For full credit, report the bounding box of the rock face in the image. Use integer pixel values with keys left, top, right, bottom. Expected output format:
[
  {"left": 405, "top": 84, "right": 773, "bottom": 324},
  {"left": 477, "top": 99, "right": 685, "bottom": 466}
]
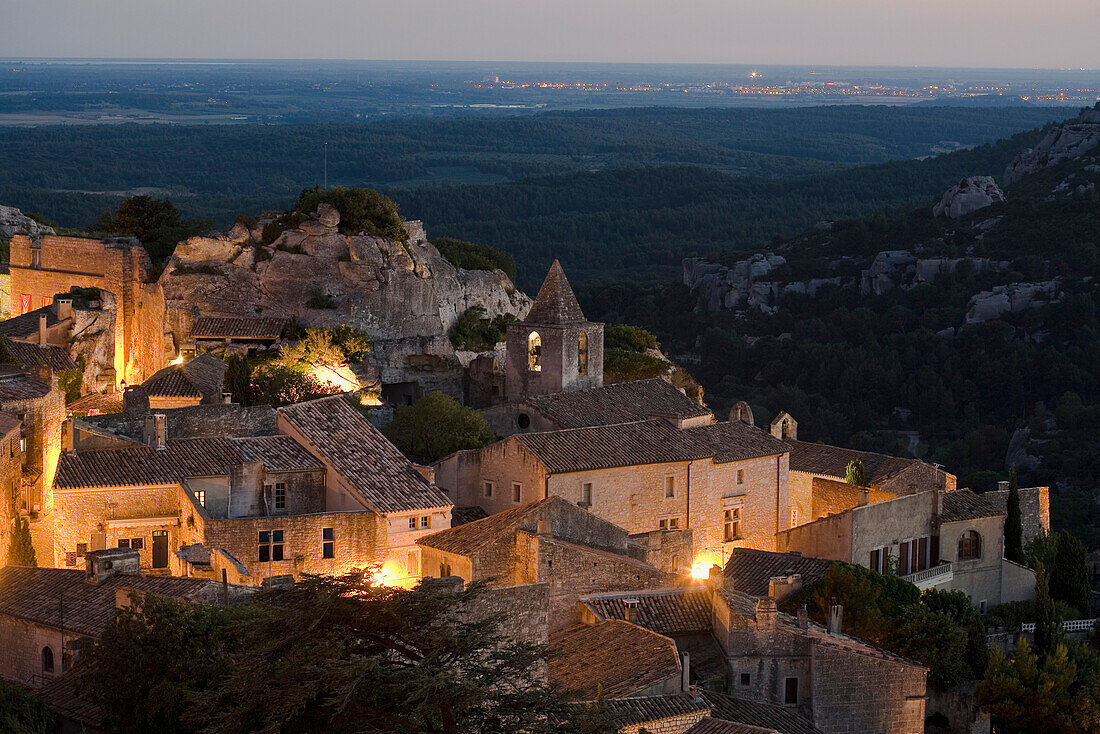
[
  {"left": 160, "top": 206, "right": 529, "bottom": 392},
  {"left": 861, "top": 252, "right": 1006, "bottom": 296},
  {"left": 933, "top": 176, "right": 1005, "bottom": 218},
  {"left": 1004, "top": 107, "right": 1100, "bottom": 184},
  {"left": 965, "top": 280, "right": 1060, "bottom": 324},
  {"left": 0, "top": 205, "right": 55, "bottom": 242},
  {"left": 683, "top": 254, "right": 786, "bottom": 312}
]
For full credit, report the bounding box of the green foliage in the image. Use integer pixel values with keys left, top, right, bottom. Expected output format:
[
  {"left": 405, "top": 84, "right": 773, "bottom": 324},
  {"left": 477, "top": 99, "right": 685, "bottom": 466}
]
[
  {"left": 223, "top": 354, "right": 252, "bottom": 406},
  {"left": 603, "top": 349, "right": 668, "bottom": 384},
  {"left": 247, "top": 361, "right": 342, "bottom": 407},
  {"left": 977, "top": 640, "right": 1089, "bottom": 734},
  {"left": 295, "top": 186, "right": 407, "bottom": 241},
  {"left": 279, "top": 326, "right": 371, "bottom": 368},
  {"left": 888, "top": 605, "right": 970, "bottom": 689},
  {"left": 94, "top": 195, "right": 209, "bottom": 264},
  {"left": 0, "top": 678, "right": 54, "bottom": 734},
  {"left": 449, "top": 307, "right": 513, "bottom": 351},
  {"left": 260, "top": 221, "right": 283, "bottom": 245},
  {"left": 967, "top": 615, "right": 991, "bottom": 679},
  {"left": 8, "top": 516, "right": 36, "bottom": 566},
  {"left": 1034, "top": 562, "right": 1062, "bottom": 661},
  {"left": 922, "top": 588, "right": 977, "bottom": 627},
  {"left": 1051, "top": 531, "right": 1092, "bottom": 618},
  {"left": 845, "top": 459, "right": 867, "bottom": 486},
  {"left": 604, "top": 324, "right": 659, "bottom": 352},
  {"left": 384, "top": 391, "right": 493, "bottom": 464},
  {"left": 1005, "top": 466, "right": 1024, "bottom": 564},
  {"left": 305, "top": 287, "right": 337, "bottom": 309},
  {"left": 434, "top": 237, "right": 516, "bottom": 283}
]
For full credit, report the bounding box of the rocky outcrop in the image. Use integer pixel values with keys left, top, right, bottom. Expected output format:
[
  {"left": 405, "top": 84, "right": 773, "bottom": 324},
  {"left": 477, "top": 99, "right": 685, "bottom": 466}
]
[
  {"left": 861, "top": 252, "right": 1006, "bottom": 296},
  {"left": 160, "top": 204, "right": 529, "bottom": 390},
  {"left": 933, "top": 176, "right": 1005, "bottom": 218},
  {"left": 965, "top": 280, "right": 1059, "bottom": 324},
  {"left": 0, "top": 205, "right": 55, "bottom": 243},
  {"left": 683, "top": 254, "right": 786, "bottom": 311},
  {"left": 1004, "top": 107, "right": 1100, "bottom": 184}
]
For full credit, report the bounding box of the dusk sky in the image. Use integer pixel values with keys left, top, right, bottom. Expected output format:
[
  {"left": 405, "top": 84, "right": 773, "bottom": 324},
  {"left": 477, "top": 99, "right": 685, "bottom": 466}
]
[{"left": 1, "top": 0, "right": 1098, "bottom": 69}]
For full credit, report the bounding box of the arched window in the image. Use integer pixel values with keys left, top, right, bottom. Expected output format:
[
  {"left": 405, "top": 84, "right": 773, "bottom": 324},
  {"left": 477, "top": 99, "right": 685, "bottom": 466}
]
[
  {"left": 957, "top": 530, "right": 982, "bottom": 561},
  {"left": 527, "top": 331, "right": 542, "bottom": 372},
  {"left": 781, "top": 419, "right": 791, "bottom": 439},
  {"left": 577, "top": 332, "right": 588, "bottom": 375},
  {"left": 42, "top": 646, "right": 54, "bottom": 674}
]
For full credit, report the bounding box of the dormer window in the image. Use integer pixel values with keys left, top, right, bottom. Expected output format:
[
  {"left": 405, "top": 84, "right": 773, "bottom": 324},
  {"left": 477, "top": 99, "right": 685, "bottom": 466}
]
[
  {"left": 578, "top": 332, "right": 588, "bottom": 375},
  {"left": 527, "top": 331, "right": 542, "bottom": 372}
]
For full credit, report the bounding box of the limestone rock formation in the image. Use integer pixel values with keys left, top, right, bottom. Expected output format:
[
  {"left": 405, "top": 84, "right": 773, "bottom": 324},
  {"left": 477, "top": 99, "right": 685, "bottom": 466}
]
[
  {"left": 932, "top": 176, "right": 1005, "bottom": 218},
  {"left": 0, "top": 205, "right": 55, "bottom": 243},
  {"left": 160, "top": 206, "right": 529, "bottom": 392},
  {"left": 965, "top": 280, "right": 1060, "bottom": 324},
  {"left": 1004, "top": 107, "right": 1100, "bottom": 184},
  {"left": 683, "top": 254, "right": 786, "bottom": 312}
]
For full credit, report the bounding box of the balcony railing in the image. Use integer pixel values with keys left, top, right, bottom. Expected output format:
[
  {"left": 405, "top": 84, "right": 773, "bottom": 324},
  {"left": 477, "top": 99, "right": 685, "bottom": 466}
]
[
  {"left": 901, "top": 562, "right": 953, "bottom": 589},
  {"left": 1021, "top": 619, "right": 1096, "bottom": 634}
]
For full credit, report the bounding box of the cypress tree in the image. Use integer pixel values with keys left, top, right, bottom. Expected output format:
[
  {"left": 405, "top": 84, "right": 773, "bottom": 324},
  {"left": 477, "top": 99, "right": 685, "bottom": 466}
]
[
  {"left": 1033, "top": 561, "right": 1060, "bottom": 661},
  {"left": 8, "top": 517, "right": 36, "bottom": 567},
  {"left": 966, "top": 616, "right": 990, "bottom": 679},
  {"left": 1050, "top": 531, "right": 1091, "bottom": 618},
  {"left": 1005, "top": 466, "right": 1024, "bottom": 564}
]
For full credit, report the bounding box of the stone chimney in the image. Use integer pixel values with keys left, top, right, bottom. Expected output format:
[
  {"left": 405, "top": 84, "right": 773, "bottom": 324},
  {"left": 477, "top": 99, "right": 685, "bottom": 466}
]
[
  {"left": 222, "top": 392, "right": 233, "bottom": 405},
  {"left": 997, "top": 480, "right": 1009, "bottom": 492},
  {"left": 536, "top": 519, "right": 553, "bottom": 537},
  {"left": 768, "top": 572, "right": 802, "bottom": 603},
  {"left": 680, "top": 651, "right": 691, "bottom": 691},
  {"left": 144, "top": 413, "right": 168, "bottom": 449},
  {"left": 38, "top": 313, "right": 47, "bottom": 345},
  {"left": 85, "top": 548, "right": 140, "bottom": 585},
  {"left": 827, "top": 601, "right": 844, "bottom": 635},
  {"left": 623, "top": 598, "right": 638, "bottom": 622},
  {"left": 708, "top": 564, "right": 725, "bottom": 592},
  {"left": 755, "top": 597, "right": 778, "bottom": 631},
  {"left": 61, "top": 419, "right": 74, "bottom": 452},
  {"left": 797, "top": 605, "right": 809, "bottom": 630},
  {"left": 858, "top": 489, "right": 870, "bottom": 507},
  {"left": 57, "top": 298, "right": 73, "bottom": 321}
]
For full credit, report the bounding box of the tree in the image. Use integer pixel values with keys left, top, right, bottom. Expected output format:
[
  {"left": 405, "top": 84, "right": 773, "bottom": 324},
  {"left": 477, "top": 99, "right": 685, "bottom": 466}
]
[
  {"left": 94, "top": 195, "right": 209, "bottom": 264},
  {"left": 976, "top": 640, "right": 1079, "bottom": 734},
  {"left": 8, "top": 516, "right": 36, "bottom": 566},
  {"left": 191, "top": 574, "right": 588, "bottom": 734},
  {"left": 1034, "top": 562, "right": 1062, "bottom": 661},
  {"left": 1050, "top": 531, "right": 1091, "bottom": 618},
  {"left": 1005, "top": 466, "right": 1024, "bottom": 564},
  {"left": 966, "top": 615, "right": 990, "bottom": 679},
  {"left": 887, "top": 605, "right": 969, "bottom": 690},
  {"left": 384, "top": 391, "right": 494, "bottom": 464},
  {"left": 433, "top": 237, "right": 516, "bottom": 283},
  {"left": 295, "top": 186, "right": 407, "bottom": 241},
  {"left": 0, "top": 678, "right": 54, "bottom": 734},
  {"left": 845, "top": 459, "right": 867, "bottom": 486}
]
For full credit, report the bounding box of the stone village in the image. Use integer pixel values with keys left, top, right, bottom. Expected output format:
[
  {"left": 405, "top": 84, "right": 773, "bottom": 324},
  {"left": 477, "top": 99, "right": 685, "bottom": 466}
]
[{"left": 0, "top": 204, "right": 1054, "bottom": 733}]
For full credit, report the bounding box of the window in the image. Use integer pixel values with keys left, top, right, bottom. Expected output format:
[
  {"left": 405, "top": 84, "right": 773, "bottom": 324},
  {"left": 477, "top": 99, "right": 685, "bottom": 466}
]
[
  {"left": 41, "top": 646, "right": 54, "bottom": 674},
  {"left": 484, "top": 481, "right": 494, "bottom": 498},
  {"left": 131, "top": 537, "right": 143, "bottom": 550},
  {"left": 739, "top": 672, "right": 751, "bottom": 687},
  {"left": 668, "top": 517, "right": 679, "bottom": 530},
  {"left": 958, "top": 530, "right": 982, "bottom": 561},
  {"left": 665, "top": 476, "right": 675, "bottom": 498},
  {"left": 118, "top": 539, "right": 130, "bottom": 548},
  {"left": 659, "top": 519, "right": 668, "bottom": 530},
  {"left": 194, "top": 490, "right": 206, "bottom": 508},
  {"left": 527, "top": 331, "right": 542, "bottom": 372},
  {"left": 408, "top": 517, "right": 417, "bottom": 530},
  {"left": 322, "top": 528, "right": 335, "bottom": 559},
  {"left": 19, "top": 438, "right": 26, "bottom": 454},
  {"left": 420, "top": 516, "right": 431, "bottom": 529},
  {"left": 577, "top": 332, "right": 588, "bottom": 375},
  {"left": 723, "top": 508, "right": 741, "bottom": 542},
  {"left": 581, "top": 482, "right": 592, "bottom": 506},
  {"left": 979, "top": 599, "right": 988, "bottom": 615},
  {"left": 274, "top": 483, "right": 286, "bottom": 510},
  {"left": 869, "top": 547, "right": 886, "bottom": 574},
  {"left": 736, "top": 469, "right": 744, "bottom": 484},
  {"left": 259, "top": 530, "right": 284, "bottom": 562},
  {"left": 440, "top": 561, "right": 452, "bottom": 577},
  {"left": 517, "top": 413, "right": 531, "bottom": 429},
  {"left": 512, "top": 483, "right": 522, "bottom": 503},
  {"left": 76, "top": 543, "right": 87, "bottom": 558},
  {"left": 784, "top": 677, "right": 799, "bottom": 705}
]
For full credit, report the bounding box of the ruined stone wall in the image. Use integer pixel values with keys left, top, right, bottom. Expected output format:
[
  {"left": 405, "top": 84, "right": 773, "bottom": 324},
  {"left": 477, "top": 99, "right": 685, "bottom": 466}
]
[
  {"left": 621, "top": 711, "right": 708, "bottom": 734},
  {"left": 810, "top": 642, "right": 926, "bottom": 734},
  {"left": 471, "top": 581, "right": 550, "bottom": 648},
  {"left": 628, "top": 528, "right": 694, "bottom": 575},
  {"left": 883, "top": 462, "right": 955, "bottom": 496},
  {"left": 2, "top": 383, "right": 65, "bottom": 514}
]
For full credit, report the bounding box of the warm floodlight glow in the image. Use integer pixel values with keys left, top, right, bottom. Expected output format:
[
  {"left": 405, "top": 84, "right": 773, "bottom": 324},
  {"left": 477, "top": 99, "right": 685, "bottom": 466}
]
[
  {"left": 691, "top": 562, "right": 710, "bottom": 579},
  {"left": 170, "top": 354, "right": 185, "bottom": 365}
]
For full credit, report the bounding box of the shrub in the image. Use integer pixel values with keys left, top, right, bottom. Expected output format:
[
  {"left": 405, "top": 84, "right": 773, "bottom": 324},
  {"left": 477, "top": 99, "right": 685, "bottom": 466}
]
[
  {"left": 433, "top": 238, "right": 516, "bottom": 283},
  {"left": 604, "top": 349, "right": 668, "bottom": 383},
  {"left": 604, "top": 324, "right": 659, "bottom": 352},
  {"left": 260, "top": 221, "right": 283, "bottom": 245},
  {"left": 384, "top": 391, "right": 494, "bottom": 464},
  {"left": 450, "top": 307, "right": 513, "bottom": 351},
  {"left": 295, "top": 186, "right": 407, "bottom": 241}
]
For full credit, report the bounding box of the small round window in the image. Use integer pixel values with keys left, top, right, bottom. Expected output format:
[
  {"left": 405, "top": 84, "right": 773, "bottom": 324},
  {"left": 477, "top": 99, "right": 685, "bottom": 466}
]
[{"left": 517, "top": 413, "right": 531, "bottom": 429}]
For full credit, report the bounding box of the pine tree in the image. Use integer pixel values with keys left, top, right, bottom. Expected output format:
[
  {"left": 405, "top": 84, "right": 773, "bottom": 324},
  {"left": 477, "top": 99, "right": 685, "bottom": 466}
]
[
  {"left": 1033, "top": 561, "right": 1061, "bottom": 661},
  {"left": 7, "top": 516, "right": 36, "bottom": 567},
  {"left": 1005, "top": 466, "right": 1024, "bottom": 564}
]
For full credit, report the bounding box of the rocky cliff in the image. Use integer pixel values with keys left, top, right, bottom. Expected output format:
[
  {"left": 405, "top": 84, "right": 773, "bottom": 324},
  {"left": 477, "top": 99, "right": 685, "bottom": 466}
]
[
  {"left": 932, "top": 176, "right": 1005, "bottom": 218},
  {"left": 1004, "top": 106, "right": 1100, "bottom": 184},
  {"left": 160, "top": 204, "right": 529, "bottom": 391},
  {"left": 0, "top": 205, "right": 54, "bottom": 243}
]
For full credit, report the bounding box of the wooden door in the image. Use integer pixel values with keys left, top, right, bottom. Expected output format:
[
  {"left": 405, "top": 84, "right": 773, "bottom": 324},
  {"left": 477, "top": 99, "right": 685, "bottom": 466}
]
[{"left": 152, "top": 531, "right": 168, "bottom": 569}]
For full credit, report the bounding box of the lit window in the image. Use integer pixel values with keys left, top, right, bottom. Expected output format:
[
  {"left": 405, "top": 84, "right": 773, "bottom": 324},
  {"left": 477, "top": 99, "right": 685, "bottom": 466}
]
[
  {"left": 512, "top": 483, "right": 522, "bottom": 503},
  {"left": 408, "top": 517, "right": 417, "bottom": 530},
  {"left": 259, "top": 530, "right": 284, "bottom": 562},
  {"left": 420, "top": 516, "right": 431, "bottom": 529},
  {"left": 577, "top": 332, "right": 588, "bottom": 375},
  {"left": 195, "top": 490, "right": 206, "bottom": 508},
  {"left": 322, "top": 528, "right": 335, "bottom": 559},
  {"left": 665, "top": 476, "right": 675, "bottom": 498},
  {"left": 484, "top": 481, "right": 494, "bottom": 498},
  {"left": 581, "top": 482, "right": 592, "bottom": 506},
  {"left": 19, "top": 438, "right": 26, "bottom": 454},
  {"left": 274, "top": 483, "right": 286, "bottom": 510},
  {"left": 736, "top": 469, "right": 744, "bottom": 484},
  {"left": 724, "top": 508, "right": 741, "bottom": 542},
  {"left": 527, "top": 331, "right": 542, "bottom": 372}
]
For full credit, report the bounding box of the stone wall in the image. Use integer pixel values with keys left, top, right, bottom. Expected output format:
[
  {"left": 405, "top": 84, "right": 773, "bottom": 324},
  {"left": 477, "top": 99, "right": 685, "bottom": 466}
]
[
  {"left": 777, "top": 510, "right": 854, "bottom": 561},
  {"left": 0, "top": 616, "right": 67, "bottom": 687},
  {"left": 940, "top": 514, "right": 1006, "bottom": 606},
  {"left": 504, "top": 321, "right": 604, "bottom": 401},
  {"left": 810, "top": 642, "right": 926, "bottom": 734},
  {"left": 0, "top": 425, "right": 23, "bottom": 567},
  {"left": 471, "top": 581, "right": 550, "bottom": 648}
]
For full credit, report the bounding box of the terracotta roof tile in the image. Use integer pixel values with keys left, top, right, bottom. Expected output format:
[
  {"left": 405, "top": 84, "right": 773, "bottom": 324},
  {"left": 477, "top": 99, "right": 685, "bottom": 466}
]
[
  {"left": 940, "top": 489, "right": 1005, "bottom": 523},
  {"left": 0, "top": 339, "right": 77, "bottom": 372},
  {"left": 37, "top": 673, "right": 106, "bottom": 728},
  {"left": 550, "top": 620, "right": 681, "bottom": 700},
  {"left": 142, "top": 354, "right": 227, "bottom": 399},
  {"left": 0, "top": 373, "right": 52, "bottom": 401},
  {"left": 143, "top": 370, "right": 202, "bottom": 398},
  {"left": 0, "top": 412, "right": 21, "bottom": 439},
  {"left": 0, "top": 306, "right": 60, "bottom": 338},
  {"left": 279, "top": 396, "right": 451, "bottom": 514},
  {"left": 722, "top": 549, "right": 833, "bottom": 599},
  {"left": 583, "top": 587, "right": 714, "bottom": 635},
  {"left": 700, "top": 692, "right": 824, "bottom": 734},
  {"left": 524, "top": 260, "right": 587, "bottom": 325},
  {"left": 450, "top": 505, "right": 489, "bottom": 526},
  {"left": 688, "top": 718, "right": 777, "bottom": 734},
  {"left": 418, "top": 497, "right": 556, "bottom": 556},
  {"left": 192, "top": 316, "right": 287, "bottom": 340},
  {"left": 784, "top": 439, "right": 927, "bottom": 487},
  {"left": 560, "top": 694, "right": 709, "bottom": 727},
  {"left": 522, "top": 378, "right": 712, "bottom": 429},
  {"left": 236, "top": 435, "right": 324, "bottom": 473}
]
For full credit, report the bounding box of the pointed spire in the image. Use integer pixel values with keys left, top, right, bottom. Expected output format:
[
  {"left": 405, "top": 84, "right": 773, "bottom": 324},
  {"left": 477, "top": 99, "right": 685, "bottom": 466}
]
[{"left": 524, "top": 260, "right": 587, "bottom": 325}]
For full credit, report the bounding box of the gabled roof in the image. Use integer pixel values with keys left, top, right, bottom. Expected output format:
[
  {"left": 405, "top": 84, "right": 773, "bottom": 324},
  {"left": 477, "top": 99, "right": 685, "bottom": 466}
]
[
  {"left": 0, "top": 339, "right": 78, "bottom": 372},
  {"left": 687, "top": 718, "right": 777, "bottom": 734},
  {"left": 524, "top": 260, "right": 587, "bottom": 325},
  {"left": 784, "top": 439, "right": 929, "bottom": 486},
  {"left": 582, "top": 587, "right": 713, "bottom": 635},
  {"left": 521, "top": 378, "right": 712, "bottom": 429},
  {"left": 549, "top": 620, "right": 681, "bottom": 700},
  {"left": 418, "top": 497, "right": 556, "bottom": 556},
  {"left": 699, "top": 692, "right": 824, "bottom": 734},
  {"left": 940, "top": 488, "right": 1005, "bottom": 523},
  {"left": 192, "top": 316, "right": 288, "bottom": 340},
  {"left": 0, "top": 566, "right": 214, "bottom": 637},
  {"left": 278, "top": 396, "right": 451, "bottom": 514},
  {"left": 560, "top": 694, "right": 709, "bottom": 728},
  {"left": 722, "top": 549, "right": 833, "bottom": 599},
  {"left": 450, "top": 505, "right": 489, "bottom": 526},
  {"left": 142, "top": 353, "right": 227, "bottom": 399},
  {"left": 0, "top": 306, "right": 61, "bottom": 339},
  {"left": 0, "top": 412, "right": 21, "bottom": 440},
  {"left": 0, "top": 372, "right": 53, "bottom": 401}
]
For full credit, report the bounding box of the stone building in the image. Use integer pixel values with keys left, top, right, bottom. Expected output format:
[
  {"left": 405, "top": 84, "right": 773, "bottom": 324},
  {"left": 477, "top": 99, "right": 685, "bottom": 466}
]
[
  {"left": 777, "top": 488, "right": 1046, "bottom": 611},
  {"left": 51, "top": 396, "right": 452, "bottom": 586},
  {"left": 417, "top": 495, "right": 682, "bottom": 630},
  {"left": 8, "top": 234, "right": 168, "bottom": 388},
  {"left": 124, "top": 353, "right": 229, "bottom": 411},
  {"left": 550, "top": 619, "right": 685, "bottom": 699},
  {"left": 435, "top": 418, "right": 791, "bottom": 569},
  {"left": 0, "top": 413, "right": 24, "bottom": 567}
]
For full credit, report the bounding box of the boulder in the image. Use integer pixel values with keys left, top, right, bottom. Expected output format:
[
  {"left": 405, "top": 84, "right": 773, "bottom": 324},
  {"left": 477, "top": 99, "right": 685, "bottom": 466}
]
[
  {"left": 317, "top": 203, "right": 341, "bottom": 229},
  {"left": 1004, "top": 107, "right": 1100, "bottom": 184},
  {"left": 0, "top": 205, "right": 55, "bottom": 243},
  {"left": 933, "top": 176, "right": 1005, "bottom": 218}
]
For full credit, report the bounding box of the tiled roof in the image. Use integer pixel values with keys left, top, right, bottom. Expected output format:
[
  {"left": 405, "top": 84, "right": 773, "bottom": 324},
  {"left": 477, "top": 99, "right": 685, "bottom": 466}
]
[
  {"left": 515, "top": 418, "right": 787, "bottom": 474},
  {"left": 784, "top": 439, "right": 924, "bottom": 485},
  {"left": 0, "top": 306, "right": 60, "bottom": 338},
  {"left": 0, "top": 339, "right": 77, "bottom": 372},
  {"left": 451, "top": 505, "right": 489, "bottom": 526},
  {"left": 419, "top": 497, "right": 555, "bottom": 556},
  {"left": 142, "top": 354, "right": 227, "bottom": 399},
  {"left": 144, "top": 370, "right": 202, "bottom": 398},
  {"left": 700, "top": 692, "right": 824, "bottom": 734},
  {"left": 0, "top": 566, "right": 212, "bottom": 637},
  {"left": 192, "top": 316, "right": 288, "bottom": 340},
  {"left": 549, "top": 620, "right": 681, "bottom": 700},
  {"left": 0, "top": 412, "right": 21, "bottom": 439},
  {"left": 0, "top": 373, "right": 53, "bottom": 401},
  {"left": 524, "top": 260, "right": 587, "bottom": 325},
  {"left": 561, "top": 694, "right": 709, "bottom": 727},
  {"left": 235, "top": 435, "right": 324, "bottom": 473},
  {"left": 66, "top": 392, "right": 124, "bottom": 414},
  {"left": 688, "top": 718, "right": 776, "bottom": 734},
  {"left": 522, "top": 378, "right": 712, "bottom": 429},
  {"left": 582, "top": 587, "right": 713, "bottom": 635},
  {"left": 279, "top": 396, "right": 451, "bottom": 514},
  {"left": 722, "top": 549, "right": 833, "bottom": 599},
  {"left": 940, "top": 488, "right": 1005, "bottom": 523},
  {"left": 37, "top": 673, "right": 106, "bottom": 728}
]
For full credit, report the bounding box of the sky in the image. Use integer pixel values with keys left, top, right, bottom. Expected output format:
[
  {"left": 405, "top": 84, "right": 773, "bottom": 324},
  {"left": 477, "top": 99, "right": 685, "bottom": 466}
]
[{"left": 1, "top": 0, "right": 1098, "bottom": 69}]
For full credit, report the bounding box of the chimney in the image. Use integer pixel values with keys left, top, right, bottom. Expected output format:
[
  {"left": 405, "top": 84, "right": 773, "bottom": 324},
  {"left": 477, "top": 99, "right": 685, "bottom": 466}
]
[
  {"left": 85, "top": 548, "right": 140, "bottom": 585},
  {"left": 57, "top": 298, "right": 73, "bottom": 321},
  {"left": 36, "top": 365, "right": 52, "bottom": 384},
  {"left": 827, "top": 601, "right": 844, "bottom": 635},
  {"left": 768, "top": 572, "right": 802, "bottom": 603},
  {"left": 623, "top": 598, "right": 638, "bottom": 622},
  {"left": 797, "top": 604, "right": 809, "bottom": 630},
  {"left": 755, "top": 597, "right": 778, "bottom": 631},
  {"left": 708, "top": 564, "right": 725, "bottom": 592},
  {"left": 858, "top": 489, "right": 870, "bottom": 507},
  {"left": 38, "top": 313, "right": 47, "bottom": 345},
  {"left": 144, "top": 413, "right": 168, "bottom": 449},
  {"left": 61, "top": 419, "right": 74, "bottom": 452},
  {"left": 997, "top": 480, "right": 1009, "bottom": 492},
  {"left": 680, "top": 651, "right": 691, "bottom": 691},
  {"left": 222, "top": 392, "right": 233, "bottom": 405},
  {"left": 536, "top": 519, "right": 553, "bottom": 537}
]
